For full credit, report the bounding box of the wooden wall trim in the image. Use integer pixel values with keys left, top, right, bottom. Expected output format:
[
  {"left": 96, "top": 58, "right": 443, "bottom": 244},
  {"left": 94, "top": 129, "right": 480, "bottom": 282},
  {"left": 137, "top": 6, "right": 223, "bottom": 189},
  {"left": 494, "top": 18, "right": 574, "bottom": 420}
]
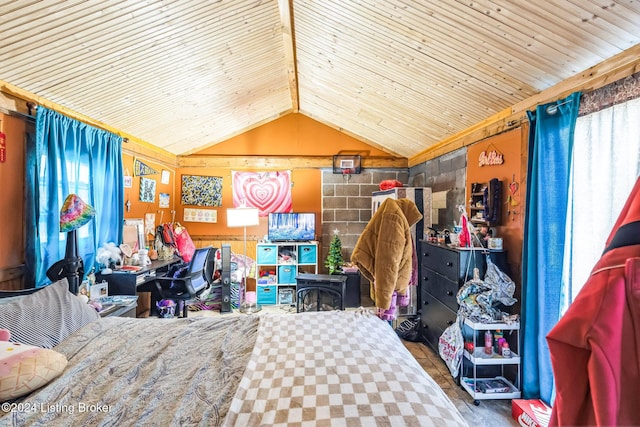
[
  {"left": 409, "top": 44, "right": 640, "bottom": 167},
  {"left": 122, "top": 144, "right": 178, "bottom": 169},
  {"left": 178, "top": 155, "right": 407, "bottom": 169}
]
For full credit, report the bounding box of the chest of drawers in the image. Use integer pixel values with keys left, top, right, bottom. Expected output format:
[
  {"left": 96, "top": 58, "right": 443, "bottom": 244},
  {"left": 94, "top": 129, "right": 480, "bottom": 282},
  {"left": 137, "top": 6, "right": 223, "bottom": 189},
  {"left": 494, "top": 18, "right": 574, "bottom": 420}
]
[{"left": 419, "top": 241, "right": 488, "bottom": 353}]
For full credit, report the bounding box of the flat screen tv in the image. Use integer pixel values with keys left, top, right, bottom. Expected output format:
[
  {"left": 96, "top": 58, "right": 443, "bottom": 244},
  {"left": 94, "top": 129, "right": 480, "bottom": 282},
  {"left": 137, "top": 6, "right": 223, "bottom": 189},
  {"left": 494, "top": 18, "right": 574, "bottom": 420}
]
[{"left": 268, "top": 212, "right": 315, "bottom": 242}]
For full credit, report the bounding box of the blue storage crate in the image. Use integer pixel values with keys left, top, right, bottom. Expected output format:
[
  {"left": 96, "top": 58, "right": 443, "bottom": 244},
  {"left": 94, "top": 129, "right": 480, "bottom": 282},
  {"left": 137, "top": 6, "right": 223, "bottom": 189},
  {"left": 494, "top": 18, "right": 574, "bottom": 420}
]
[
  {"left": 257, "top": 285, "right": 277, "bottom": 305},
  {"left": 257, "top": 245, "right": 277, "bottom": 264},
  {"left": 278, "top": 265, "right": 297, "bottom": 284},
  {"left": 298, "top": 244, "right": 317, "bottom": 264}
]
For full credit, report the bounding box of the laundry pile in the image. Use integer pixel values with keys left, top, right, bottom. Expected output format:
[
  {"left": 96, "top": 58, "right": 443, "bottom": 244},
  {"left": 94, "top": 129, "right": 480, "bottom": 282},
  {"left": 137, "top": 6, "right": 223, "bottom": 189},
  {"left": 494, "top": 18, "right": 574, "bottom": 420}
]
[{"left": 456, "top": 256, "right": 518, "bottom": 323}]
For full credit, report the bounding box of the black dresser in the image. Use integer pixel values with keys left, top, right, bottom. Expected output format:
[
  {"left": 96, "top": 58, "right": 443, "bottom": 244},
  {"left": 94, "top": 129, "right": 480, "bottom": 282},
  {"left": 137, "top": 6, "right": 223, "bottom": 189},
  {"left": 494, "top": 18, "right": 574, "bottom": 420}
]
[{"left": 418, "top": 241, "right": 508, "bottom": 353}]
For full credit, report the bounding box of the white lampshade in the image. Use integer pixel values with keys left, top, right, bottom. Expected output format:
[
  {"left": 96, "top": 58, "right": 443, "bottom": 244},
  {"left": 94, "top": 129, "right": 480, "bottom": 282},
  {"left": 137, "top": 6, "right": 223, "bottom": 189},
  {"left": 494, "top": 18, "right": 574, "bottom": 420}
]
[{"left": 226, "top": 207, "right": 260, "bottom": 228}]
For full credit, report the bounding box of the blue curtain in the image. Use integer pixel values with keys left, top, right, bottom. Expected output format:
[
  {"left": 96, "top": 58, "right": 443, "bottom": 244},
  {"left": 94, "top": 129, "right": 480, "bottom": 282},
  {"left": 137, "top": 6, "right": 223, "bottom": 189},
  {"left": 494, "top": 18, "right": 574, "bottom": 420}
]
[
  {"left": 27, "top": 107, "right": 124, "bottom": 287},
  {"left": 522, "top": 92, "right": 581, "bottom": 402}
]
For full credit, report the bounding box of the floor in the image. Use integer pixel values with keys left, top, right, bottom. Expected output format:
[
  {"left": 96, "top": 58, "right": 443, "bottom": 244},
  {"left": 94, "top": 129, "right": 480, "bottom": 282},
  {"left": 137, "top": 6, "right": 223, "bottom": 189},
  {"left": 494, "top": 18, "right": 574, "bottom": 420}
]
[
  {"left": 402, "top": 339, "right": 517, "bottom": 426},
  {"left": 190, "top": 286, "right": 518, "bottom": 426}
]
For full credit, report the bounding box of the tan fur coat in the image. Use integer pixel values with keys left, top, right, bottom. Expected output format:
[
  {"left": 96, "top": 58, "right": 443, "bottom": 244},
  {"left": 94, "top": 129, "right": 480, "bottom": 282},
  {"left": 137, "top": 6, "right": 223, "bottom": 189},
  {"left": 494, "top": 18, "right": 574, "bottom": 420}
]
[{"left": 351, "top": 198, "right": 422, "bottom": 310}]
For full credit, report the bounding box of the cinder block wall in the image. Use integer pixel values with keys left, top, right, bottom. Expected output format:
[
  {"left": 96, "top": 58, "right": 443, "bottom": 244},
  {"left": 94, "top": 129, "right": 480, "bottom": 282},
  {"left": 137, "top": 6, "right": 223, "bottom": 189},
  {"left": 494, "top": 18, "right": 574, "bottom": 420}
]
[
  {"left": 409, "top": 148, "right": 467, "bottom": 231},
  {"left": 320, "top": 169, "right": 408, "bottom": 273}
]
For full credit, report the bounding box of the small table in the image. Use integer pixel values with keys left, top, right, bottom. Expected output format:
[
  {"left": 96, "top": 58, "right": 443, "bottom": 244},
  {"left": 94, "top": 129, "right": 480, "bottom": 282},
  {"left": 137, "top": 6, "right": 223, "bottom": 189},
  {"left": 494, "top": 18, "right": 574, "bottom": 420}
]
[{"left": 98, "top": 301, "right": 137, "bottom": 318}]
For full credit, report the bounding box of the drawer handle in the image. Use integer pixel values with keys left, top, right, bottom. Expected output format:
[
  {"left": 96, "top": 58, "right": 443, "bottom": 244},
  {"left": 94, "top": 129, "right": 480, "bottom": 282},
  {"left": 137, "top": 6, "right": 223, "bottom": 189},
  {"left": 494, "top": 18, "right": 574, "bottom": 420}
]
[
  {"left": 447, "top": 290, "right": 454, "bottom": 296},
  {"left": 446, "top": 261, "right": 453, "bottom": 267},
  {"left": 423, "top": 276, "right": 428, "bottom": 281}
]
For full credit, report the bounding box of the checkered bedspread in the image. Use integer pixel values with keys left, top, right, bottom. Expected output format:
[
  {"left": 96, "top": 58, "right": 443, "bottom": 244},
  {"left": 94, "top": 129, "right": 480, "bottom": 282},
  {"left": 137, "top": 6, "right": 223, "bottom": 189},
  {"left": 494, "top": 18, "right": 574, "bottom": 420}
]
[{"left": 224, "top": 310, "right": 468, "bottom": 426}]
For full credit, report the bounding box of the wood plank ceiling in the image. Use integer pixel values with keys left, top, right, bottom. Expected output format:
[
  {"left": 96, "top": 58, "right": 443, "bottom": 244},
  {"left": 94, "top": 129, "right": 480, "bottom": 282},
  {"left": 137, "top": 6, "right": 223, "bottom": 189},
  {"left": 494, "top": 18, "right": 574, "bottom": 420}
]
[{"left": 1, "top": 0, "right": 639, "bottom": 159}]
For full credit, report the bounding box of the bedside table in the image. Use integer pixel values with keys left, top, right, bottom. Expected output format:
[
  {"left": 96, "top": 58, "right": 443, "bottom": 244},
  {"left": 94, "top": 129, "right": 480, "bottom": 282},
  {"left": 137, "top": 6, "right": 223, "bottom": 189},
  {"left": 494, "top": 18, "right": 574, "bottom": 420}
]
[{"left": 99, "top": 301, "right": 137, "bottom": 318}]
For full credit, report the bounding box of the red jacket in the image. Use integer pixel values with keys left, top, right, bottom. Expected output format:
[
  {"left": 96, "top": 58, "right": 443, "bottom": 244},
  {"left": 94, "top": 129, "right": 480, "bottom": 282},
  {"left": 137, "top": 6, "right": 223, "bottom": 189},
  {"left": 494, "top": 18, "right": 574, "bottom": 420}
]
[{"left": 546, "top": 177, "right": 640, "bottom": 426}]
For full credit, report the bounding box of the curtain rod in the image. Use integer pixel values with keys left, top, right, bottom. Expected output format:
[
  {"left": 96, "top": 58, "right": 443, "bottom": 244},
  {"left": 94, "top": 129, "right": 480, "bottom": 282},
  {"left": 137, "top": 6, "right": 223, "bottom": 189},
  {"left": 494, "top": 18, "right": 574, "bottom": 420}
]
[{"left": 0, "top": 107, "right": 35, "bottom": 123}]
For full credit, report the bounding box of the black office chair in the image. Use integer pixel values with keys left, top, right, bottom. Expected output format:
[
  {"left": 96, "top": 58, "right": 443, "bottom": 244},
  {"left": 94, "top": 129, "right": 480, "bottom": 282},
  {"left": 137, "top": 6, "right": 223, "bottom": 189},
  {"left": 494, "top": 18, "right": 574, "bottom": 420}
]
[{"left": 155, "top": 246, "right": 215, "bottom": 317}]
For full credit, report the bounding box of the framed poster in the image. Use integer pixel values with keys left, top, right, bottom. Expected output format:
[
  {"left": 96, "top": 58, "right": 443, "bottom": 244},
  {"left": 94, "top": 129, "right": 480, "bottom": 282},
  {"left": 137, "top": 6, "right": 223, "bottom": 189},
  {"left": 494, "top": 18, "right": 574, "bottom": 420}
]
[
  {"left": 159, "top": 192, "right": 170, "bottom": 208},
  {"left": 140, "top": 177, "right": 156, "bottom": 203},
  {"left": 181, "top": 175, "right": 223, "bottom": 206},
  {"left": 161, "top": 170, "right": 171, "bottom": 185}
]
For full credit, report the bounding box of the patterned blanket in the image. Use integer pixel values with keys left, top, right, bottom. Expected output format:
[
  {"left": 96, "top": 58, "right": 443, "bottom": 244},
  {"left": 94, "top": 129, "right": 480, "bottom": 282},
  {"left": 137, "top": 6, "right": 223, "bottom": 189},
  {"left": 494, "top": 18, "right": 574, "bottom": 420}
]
[
  {"left": 224, "top": 310, "right": 468, "bottom": 426},
  {"left": 1, "top": 315, "right": 259, "bottom": 427}
]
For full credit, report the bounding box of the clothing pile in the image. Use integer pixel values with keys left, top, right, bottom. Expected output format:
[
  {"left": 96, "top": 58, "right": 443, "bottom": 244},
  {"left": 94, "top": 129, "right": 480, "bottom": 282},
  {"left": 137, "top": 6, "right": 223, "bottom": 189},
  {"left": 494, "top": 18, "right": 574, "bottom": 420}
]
[{"left": 457, "top": 256, "right": 518, "bottom": 323}]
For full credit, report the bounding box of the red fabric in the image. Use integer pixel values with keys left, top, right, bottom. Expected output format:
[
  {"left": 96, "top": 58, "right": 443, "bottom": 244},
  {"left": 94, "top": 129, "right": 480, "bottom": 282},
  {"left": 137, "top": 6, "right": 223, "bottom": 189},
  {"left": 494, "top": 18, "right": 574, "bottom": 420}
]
[
  {"left": 174, "top": 224, "right": 196, "bottom": 263},
  {"left": 378, "top": 180, "right": 403, "bottom": 191},
  {"left": 458, "top": 214, "right": 471, "bottom": 247},
  {"left": 546, "top": 177, "right": 640, "bottom": 427}
]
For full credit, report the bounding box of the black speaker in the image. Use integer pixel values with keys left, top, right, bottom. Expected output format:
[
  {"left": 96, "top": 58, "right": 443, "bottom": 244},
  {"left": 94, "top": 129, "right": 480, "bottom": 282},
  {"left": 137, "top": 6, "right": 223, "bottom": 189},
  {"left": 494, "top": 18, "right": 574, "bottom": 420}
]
[{"left": 220, "top": 244, "right": 232, "bottom": 313}]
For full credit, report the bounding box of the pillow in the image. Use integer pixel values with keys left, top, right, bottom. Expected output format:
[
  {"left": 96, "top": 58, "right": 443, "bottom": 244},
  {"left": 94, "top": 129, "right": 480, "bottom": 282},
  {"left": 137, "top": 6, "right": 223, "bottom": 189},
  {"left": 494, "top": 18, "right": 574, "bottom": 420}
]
[
  {"left": 0, "top": 330, "right": 67, "bottom": 401},
  {"left": 0, "top": 278, "right": 100, "bottom": 348}
]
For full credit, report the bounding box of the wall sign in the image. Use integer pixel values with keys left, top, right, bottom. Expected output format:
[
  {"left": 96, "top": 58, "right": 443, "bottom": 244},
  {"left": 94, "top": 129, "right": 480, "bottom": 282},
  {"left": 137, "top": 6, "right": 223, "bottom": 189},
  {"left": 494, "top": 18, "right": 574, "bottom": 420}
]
[
  {"left": 478, "top": 149, "right": 504, "bottom": 166},
  {"left": 0, "top": 131, "right": 6, "bottom": 163}
]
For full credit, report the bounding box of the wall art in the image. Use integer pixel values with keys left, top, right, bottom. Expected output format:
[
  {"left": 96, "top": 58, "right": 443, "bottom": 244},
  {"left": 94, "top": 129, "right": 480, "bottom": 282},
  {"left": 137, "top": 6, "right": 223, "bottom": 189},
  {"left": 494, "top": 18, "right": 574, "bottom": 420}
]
[
  {"left": 159, "top": 192, "right": 170, "bottom": 208},
  {"left": 232, "top": 170, "right": 292, "bottom": 216},
  {"left": 133, "top": 158, "right": 158, "bottom": 176},
  {"left": 139, "top": 177, "right": 156, "bottom": 203},
  {"left": 184, "top": 208, "right": 217, "bottom": 223},
  {"left": 181, "top": 175, "right": 223, "bottom": 206},
  {"left": 161, "top": 170, "right": 171, "bottom": 184}
]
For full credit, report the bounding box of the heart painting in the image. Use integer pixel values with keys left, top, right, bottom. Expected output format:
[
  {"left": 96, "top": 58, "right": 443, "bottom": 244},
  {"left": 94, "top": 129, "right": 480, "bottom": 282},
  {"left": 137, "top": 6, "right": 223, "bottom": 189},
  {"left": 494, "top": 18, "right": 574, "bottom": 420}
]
[{"left": 232, "top": 171, "right": 292, "bottom": 216}]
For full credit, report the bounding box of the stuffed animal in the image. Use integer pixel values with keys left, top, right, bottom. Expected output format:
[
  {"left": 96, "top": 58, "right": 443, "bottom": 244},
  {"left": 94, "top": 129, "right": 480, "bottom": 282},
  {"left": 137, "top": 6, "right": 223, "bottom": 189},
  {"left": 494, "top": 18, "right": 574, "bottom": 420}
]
[{"left": 96, "top": 242, "right": 123, "bottom": 274}]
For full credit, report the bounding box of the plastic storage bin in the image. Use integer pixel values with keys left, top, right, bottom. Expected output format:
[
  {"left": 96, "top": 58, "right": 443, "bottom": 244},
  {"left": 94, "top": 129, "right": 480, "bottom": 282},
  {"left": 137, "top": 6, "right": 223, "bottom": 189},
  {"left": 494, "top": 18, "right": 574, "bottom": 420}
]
[
  {"left": 278, "top": 265, "right": 297, "bottom": 284},
  {"left": 298, "top": 244, "right": 318, "bottom": 264},
  {"left": 257, "top": 285, "right": 277, "bottom": 304},
  {"left": 256, "top": 245, "right": 277, "bottom": 264}
]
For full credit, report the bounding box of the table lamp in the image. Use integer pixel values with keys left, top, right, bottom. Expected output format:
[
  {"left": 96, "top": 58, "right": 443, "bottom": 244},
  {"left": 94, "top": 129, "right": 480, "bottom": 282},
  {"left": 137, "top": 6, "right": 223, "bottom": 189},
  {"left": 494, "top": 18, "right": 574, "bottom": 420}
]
[
  {"left": 46, "top": 194, "right": 95, "bottom": 294},
  {"left": 226, "top": 206, "right": 261, "bottom": 313}
]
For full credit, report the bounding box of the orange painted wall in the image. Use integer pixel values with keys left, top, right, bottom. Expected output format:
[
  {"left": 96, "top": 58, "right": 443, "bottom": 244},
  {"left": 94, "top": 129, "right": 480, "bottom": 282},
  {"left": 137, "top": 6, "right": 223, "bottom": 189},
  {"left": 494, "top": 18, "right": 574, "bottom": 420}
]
[
  {"left": 466, "top": 127, "right": 526, "bottom": 285},
  {"left": 171, "top": 113, "right": 382, "bottom": 240},
  {"left": 197, "top": 113, "right": 392, "bottom": 156},
  {"left": 120, "top": 113, "right": 379, "bottom": 242},
  {"left": 122, "top": 153, "right": 177, "bottom": 227},
  {"left": 0, "top": 114, "right": 26, "bottom": 268},
  {"left": 172, "top": 168, "right": 320, "bottom": 240}
]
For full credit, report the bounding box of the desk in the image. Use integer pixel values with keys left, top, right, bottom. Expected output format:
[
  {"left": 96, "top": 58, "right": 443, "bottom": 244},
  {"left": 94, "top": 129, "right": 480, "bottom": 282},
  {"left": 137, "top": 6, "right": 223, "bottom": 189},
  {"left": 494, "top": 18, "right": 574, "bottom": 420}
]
[{"left": 96, "top": 258, "right": 182, "bottom": 317}]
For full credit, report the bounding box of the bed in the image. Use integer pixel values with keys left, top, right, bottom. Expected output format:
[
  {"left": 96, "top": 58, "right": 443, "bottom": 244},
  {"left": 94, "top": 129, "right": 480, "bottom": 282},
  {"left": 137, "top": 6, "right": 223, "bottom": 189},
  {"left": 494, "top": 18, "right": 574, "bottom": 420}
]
[{"left": 0, "top": 279, "right": 468, "bottom": 426}]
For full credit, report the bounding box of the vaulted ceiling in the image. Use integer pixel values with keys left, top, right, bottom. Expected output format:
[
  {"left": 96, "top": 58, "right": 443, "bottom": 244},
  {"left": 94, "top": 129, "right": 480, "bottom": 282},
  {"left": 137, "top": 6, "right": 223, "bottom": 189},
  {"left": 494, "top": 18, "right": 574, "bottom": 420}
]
[{"left": 1, "top": 1, "right": 639, "bottom": 159}]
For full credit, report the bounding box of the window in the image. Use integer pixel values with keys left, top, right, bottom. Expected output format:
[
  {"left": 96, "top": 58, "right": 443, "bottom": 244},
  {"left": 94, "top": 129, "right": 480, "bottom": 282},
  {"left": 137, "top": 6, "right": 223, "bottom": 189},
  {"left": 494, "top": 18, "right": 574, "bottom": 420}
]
[{"left": 562, "top": 97, "right": 640, "bottom": 310}]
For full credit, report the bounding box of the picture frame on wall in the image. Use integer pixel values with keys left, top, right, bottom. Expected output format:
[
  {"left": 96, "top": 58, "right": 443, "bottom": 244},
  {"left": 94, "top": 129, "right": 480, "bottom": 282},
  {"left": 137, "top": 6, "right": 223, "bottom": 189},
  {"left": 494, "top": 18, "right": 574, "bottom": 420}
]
[
  {"left": 159, "top": 192, "right": 170, "bottom": 208},
  {"left": 139, "top": 177, "right": 156, "bottom": 203}
]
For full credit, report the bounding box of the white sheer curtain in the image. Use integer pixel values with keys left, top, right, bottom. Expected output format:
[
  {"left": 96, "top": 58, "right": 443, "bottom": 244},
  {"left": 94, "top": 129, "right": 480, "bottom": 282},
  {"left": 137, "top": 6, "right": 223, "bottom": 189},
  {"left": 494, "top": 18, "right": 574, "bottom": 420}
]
[{"left": 562, "top": 97, "right": 640, "bottom": 310}]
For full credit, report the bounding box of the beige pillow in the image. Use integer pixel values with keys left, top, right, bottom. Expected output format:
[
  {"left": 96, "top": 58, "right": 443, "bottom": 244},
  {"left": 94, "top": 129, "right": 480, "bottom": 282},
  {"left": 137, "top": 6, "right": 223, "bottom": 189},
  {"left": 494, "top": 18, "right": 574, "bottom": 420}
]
[{"left": 0, "top": 338, "right": 67, "bottom": 401}]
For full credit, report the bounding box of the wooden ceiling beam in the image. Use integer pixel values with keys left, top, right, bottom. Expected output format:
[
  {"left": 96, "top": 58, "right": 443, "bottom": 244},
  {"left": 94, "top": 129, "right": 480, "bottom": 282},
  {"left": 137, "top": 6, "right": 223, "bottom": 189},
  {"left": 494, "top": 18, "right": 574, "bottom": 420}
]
[
  {"left": 279, "top": 0, "right": 299, "bottom": 113},
  {"left": 178, "top": 155, "right": 407, "bottom": 169}
]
